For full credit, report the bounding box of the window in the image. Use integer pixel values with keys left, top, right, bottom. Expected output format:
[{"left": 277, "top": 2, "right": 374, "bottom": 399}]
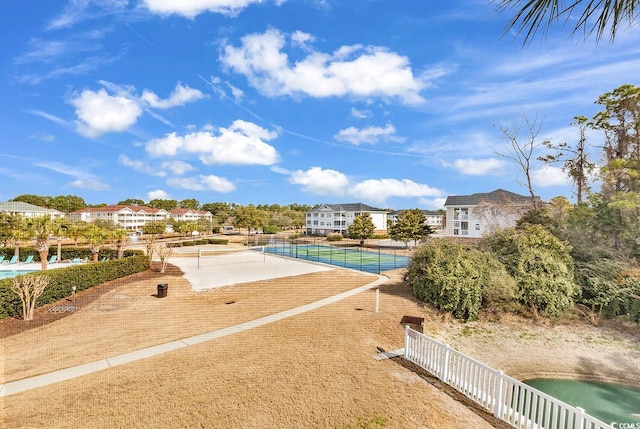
[{"left": 475, "top": 224, "right": 480, "bottom": 231}]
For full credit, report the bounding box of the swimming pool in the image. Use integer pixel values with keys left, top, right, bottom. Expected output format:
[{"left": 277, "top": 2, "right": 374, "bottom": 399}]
[{"left": 0, "top": 270, "right": 36, "bottom": 280}]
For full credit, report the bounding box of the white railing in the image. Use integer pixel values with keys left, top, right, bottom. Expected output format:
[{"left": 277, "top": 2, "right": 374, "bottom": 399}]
[{"left": 403, "top": 327, "right": 612, "bottom": 429}]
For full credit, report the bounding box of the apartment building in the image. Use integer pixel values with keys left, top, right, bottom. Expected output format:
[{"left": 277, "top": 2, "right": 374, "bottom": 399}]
[
  {"left": 443, "top": 189, "right": 535, "bottom": 238},
  {"left": 305, "top": 203, "right": 388, "bottom": 235}
]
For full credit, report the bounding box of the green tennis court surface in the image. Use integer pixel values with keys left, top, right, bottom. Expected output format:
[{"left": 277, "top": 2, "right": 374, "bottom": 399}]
[{"left": 262, "top": 244, "right": 409, "bottom": 274}]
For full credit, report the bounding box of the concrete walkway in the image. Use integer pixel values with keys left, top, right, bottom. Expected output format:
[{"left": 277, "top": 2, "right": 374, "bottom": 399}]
[{"left": 0, "top": 274, "right": 387, "bottom": 397}]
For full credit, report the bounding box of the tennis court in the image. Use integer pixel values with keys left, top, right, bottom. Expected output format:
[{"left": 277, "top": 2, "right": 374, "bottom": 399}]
[{"left": 263, "top": 243, "right": 410, "bottom": 274}]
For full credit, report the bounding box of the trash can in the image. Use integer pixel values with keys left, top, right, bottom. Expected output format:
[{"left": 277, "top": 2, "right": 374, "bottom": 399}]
[{"left": 157, "top": 283, "right": 168, "bottom": 298}]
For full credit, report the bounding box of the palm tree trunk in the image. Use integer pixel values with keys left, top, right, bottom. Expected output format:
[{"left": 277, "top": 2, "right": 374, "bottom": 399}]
[{"left": 39, "top": 250, "right": 48, "bottom": 271}]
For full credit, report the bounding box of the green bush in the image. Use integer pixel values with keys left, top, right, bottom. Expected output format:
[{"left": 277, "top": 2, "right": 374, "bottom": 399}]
[
  {"left": 263, "top": 225, "right": 279, "bottom": 234},
  {"left": 373, "top": 233, "right": 389, "bottom": 239},
  {"left": 208, "top": 238, "right": 228, "bottom": 245},
  {"left": 480, "top": 254, "right": 518, "bottom": 309},
  {"left": 326, "top": 233, "right": 343, "bottom": 242},
  {"left": 182, "top": 241, "right": 195, "bottom": 246},
  {"left": 405, "top": 240, "right": 485, "bottom": 321},
  {"left": 0, "top": 255, "right": 150, "bottom": 319},
  {"left": 483, "top": 224, "right": 578, "bottom": 318}
]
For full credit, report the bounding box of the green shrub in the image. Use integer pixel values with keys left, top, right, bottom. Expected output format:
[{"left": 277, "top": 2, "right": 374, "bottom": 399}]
[
  {"left": 405, "top": 240, "right": 485, "bottom": 321},
  {"left": 0, "top": 255, "right": 150, "bottom": 319},
  {"left": 326, "top": 233, "right": 343, "bottom": 242},
  {"left": 263, "top": 225, "right": 279, "bottom": 234},
  {"left": 182, "top": 241, "right": 195, "bottom": 246},
  {"left": 483, "top": 224, "right": 578, "bottom": 318},
  {"left": 480, "top": 254, "right": 518, "bottom": 309},
  {"left": 208, "top": 238, "right": 228, "bottom": 245}
]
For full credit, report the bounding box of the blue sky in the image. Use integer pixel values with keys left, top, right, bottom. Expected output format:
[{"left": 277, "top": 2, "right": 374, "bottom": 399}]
[{"left": 1, "top": 0, "right": 639, "bottom": 209}]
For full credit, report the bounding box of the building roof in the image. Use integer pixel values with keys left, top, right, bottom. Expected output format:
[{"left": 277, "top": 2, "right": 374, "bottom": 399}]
[
  {"left": 0, "top": 201, "right": 64, "bottom": 215},
  {"left": 444, "top": 189, "right": 534, "bottom": 207},
  {"left": 168, "top": 208, "right": 212, "bottom": 216},
  {"left": 70, "top": 205, "right": 168, "bottom": 214},
  {"left": 311, "top": 203, "right": 386, "bottom": 213},
  {"left": 388, "top": 209, "right": 443, "bottom": 216}
]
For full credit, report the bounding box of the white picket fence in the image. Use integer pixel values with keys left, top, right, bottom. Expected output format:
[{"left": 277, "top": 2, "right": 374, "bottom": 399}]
[{"left": 403, "top": 326, "right": 612, "bottom": 429}]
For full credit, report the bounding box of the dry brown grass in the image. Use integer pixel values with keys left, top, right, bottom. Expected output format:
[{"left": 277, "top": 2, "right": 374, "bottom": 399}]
[
  {"left": 0, "top": 266, "right": 503, "bottom": 429},
  {"left": 1, "top": 260, "right": 638, "bottom": 429}
]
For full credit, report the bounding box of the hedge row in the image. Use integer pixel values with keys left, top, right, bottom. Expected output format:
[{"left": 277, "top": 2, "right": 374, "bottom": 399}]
[
  {"left": 0, "top": 255, "right": 150, "bottom": 320},
  {"left": 167, "top": 238, "right": 229, "bottom": 247}
]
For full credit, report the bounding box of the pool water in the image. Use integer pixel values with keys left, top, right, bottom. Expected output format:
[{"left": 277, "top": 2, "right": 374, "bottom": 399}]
[
  {"left": 525, "top": 378, "right": 640, "bottom": 425},
  {"left": 0, "top": 270, "right": 36, "bottom": 280}
]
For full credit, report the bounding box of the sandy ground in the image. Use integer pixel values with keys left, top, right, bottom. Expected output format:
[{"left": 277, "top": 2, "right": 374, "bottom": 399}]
[{"left": 1, "top": 251, "right": 639, "bottom": 428}]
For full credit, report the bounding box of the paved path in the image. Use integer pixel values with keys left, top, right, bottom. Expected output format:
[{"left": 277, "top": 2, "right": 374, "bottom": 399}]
[{"left": 0, "top": 274, "right": 387, "bottom": 397}]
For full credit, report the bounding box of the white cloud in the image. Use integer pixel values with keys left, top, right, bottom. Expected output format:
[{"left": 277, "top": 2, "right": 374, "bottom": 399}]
[
  {"left": 161, "top": 160, "right": 195, "bottom": 175},
  {"left": 220, "top": 29, "right": 428, "bottom": 104},
  {"left": 119, "top": 154, "right": 167, "bottom": 176},
  {"left": 145, "top": 120, "right": 280, "bottom": 165},
  {"left": 443, "top": 158, "right": 508, "bottom": 176},
  {"left": 68, "top": 178, "right": 109, "bottom": 190},
  {"left": 289, "top": 167, "right": 349, "bottom": 195},
  {"left": 140, "top": 83, "right": 205, "bottom": 109},
  {"left": 289, "top": 167, "right": 444, "bottom": 205},
  {"left": 270, "top": 166, "right": 290, "bottom": 175},
  {"left": 350, "top": 107, "right": 371, "bottom": 119},
  {"left": 29, "top": 132, "right": 56, "bottom": 142},
  {"left": 419, "top": 197, "right": 447, "bottom": 210},
  {"left": 334, "top": 123, "right": 404, "bottom": 145},
  {"left": 71, "top": 88, "right": 143, "bottom": 137},
  {"left": 147, "top": 189, "right": 171, "bottom": 200},
  {"left": 34, "top": 160, "right": 109, "bottom": 190},
  {"left": 349, "top": 179, "right": 444, "bottom": 204},
  {"left": 167, "top": 175, "right": 235, "bottom": 192},
  {"left": 532, "top": 165, "right": 572, "bottom": 187},
  {"left": 69, "top": 82, "right": 205, "bottom": 137},
  {"left": 142, "top": 0, "right": 282, "bottom": 18},
  {"left": 291, "top": 30, "right": 314, "bottom": 48}
]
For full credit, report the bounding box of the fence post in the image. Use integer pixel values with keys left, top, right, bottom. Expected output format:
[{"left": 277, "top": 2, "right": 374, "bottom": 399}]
[
  {"left": 493, "top": 370, "right": 504, "bottom": 420},
  {"left": 440, "top": 344, "right": 451, "bottom": 382},
  {"left": 404, "top": 325, "right": 410, "bottom": 360},
  {"left": 575, "top": 407, "right": 585, "bottom": 429}
]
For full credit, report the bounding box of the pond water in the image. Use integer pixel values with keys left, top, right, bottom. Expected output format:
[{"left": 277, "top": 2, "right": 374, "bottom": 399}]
[{"left": 525, "top": 378, "right": 640, "bottom": 426}]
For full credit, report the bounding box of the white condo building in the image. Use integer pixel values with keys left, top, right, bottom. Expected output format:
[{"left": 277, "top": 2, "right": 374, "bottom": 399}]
[
  {"left": 443, "top": 189, "right": 536, "bottom": 238},
  {"left": 305, "top": 203, "right": 388, "bottom": 235}
]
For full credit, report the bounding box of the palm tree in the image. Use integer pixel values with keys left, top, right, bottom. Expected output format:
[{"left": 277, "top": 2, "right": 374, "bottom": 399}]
[
  {"left": 82, "top": 224, "right": 109, "bottom": 263},
  {"left": 2, "top": 214, "right": 29, "bottom": 260},
  {"left": 50, "top": 218, "right": 69, "bottom": 263},
  {"left": 27, "top": 216, "right": 53, "bottom": 271},
  {"left": 495, "top": 0, "right": 639, "bottom": 43},
  {"left": 111, "top": 228, "right": 129, "bottom": 259}
]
